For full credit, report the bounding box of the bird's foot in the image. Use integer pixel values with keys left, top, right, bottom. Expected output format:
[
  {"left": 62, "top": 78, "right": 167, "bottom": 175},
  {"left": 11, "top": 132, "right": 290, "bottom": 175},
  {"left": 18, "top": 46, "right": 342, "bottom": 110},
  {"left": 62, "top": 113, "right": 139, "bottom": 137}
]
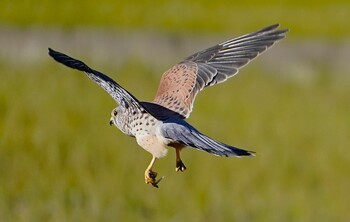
[
  {"left": 176, "top": 160, "right": 187, "bottom": 172},
  {"left": 145, "top": 169, "right": 164, "bottom": 188}
]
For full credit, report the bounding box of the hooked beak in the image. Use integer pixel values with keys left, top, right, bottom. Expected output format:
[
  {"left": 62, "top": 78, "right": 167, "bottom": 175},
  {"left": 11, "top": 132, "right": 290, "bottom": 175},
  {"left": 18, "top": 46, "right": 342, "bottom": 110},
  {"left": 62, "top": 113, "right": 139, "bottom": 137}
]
[{"left": 109, "top": 119, "right": 114, "bottom": 126}]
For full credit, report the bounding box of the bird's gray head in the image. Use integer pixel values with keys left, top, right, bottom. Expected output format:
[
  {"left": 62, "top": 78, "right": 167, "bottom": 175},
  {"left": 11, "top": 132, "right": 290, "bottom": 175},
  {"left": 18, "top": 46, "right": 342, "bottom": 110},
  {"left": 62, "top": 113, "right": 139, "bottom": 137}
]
[
  {"left": 109, "top": 106, "right": 134, "bottom": 136},
  {"left": 109, "top": 106, "right": 122, "bottom": 127}
]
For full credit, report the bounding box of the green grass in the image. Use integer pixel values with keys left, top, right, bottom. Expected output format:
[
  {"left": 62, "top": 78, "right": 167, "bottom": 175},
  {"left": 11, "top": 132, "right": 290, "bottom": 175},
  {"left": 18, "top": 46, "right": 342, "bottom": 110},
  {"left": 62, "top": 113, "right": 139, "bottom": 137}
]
[
  {"left": 1, "top": 1, "right": 349, "bottom": 220},
  {"left": 1, "top": 58, "right": 349, "bottom": 221},
  {"left": 1, "top": 0, "right": 350, "bottom": 38}
]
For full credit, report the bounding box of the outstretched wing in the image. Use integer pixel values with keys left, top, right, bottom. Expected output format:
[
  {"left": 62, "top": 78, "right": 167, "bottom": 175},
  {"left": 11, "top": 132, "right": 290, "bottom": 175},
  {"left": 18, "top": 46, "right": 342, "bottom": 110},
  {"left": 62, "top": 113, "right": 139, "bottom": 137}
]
[
  {"left": 48, "top": 48, "right": 147, "bottom": 113},
  {"left": 153, "top": 24, "right": 288, "bottom": 118}
]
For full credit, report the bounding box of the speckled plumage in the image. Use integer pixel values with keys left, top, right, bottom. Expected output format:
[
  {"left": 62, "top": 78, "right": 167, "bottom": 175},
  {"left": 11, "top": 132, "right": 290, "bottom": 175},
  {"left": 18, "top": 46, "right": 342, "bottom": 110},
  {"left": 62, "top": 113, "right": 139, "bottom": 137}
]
[{"left": 49, "top": 24, "right": 288, "bottom": 188}]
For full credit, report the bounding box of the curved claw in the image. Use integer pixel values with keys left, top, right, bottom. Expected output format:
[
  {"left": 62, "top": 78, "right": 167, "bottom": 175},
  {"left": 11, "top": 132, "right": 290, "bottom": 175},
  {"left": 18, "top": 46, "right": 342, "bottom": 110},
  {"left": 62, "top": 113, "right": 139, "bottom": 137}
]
[
  {"left": 152, "top": 176, "right": 164, "bottom": 188},
  {"left": 176, "top": 160, "right": 187, "bottom": 172},
  {"left": 145, "top": 170, "right": 164, "bottom": 188}
]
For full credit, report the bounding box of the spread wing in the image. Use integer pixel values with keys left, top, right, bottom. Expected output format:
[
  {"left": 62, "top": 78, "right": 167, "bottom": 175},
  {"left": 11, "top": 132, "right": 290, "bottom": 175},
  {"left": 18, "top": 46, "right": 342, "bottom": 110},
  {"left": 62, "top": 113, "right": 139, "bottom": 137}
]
[
  {"left": 153, "top": 24, "right": 288, "bottom": 118},
  {"left": 48, "top": 48, "right": 147, "bottom": 113}
]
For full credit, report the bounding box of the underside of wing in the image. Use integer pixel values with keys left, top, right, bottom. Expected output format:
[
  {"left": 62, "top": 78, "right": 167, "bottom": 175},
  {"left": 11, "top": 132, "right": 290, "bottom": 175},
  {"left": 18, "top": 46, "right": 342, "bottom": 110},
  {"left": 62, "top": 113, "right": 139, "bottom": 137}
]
[
  {"left": 48, "top": 48, "right": 147, "bottom": 113},
  {"left": 153, "top": 24, "right": 288, "bottom": 118}
]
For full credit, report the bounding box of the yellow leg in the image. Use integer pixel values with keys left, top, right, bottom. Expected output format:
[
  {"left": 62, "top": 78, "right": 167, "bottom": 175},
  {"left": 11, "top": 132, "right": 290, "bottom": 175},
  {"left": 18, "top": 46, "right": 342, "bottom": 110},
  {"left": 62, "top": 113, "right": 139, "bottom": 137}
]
[
  {"left": 144, "top": 156, "right": 163, "bottom": 188},
  {"left": 175, "top": 147, "right": 187, "bottom": 172}
]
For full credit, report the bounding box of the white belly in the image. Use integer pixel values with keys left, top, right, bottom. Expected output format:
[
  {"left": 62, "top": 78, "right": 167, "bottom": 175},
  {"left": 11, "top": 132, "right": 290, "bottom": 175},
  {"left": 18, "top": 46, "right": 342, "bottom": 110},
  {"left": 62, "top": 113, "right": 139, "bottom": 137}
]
[
  {"left": 131, "top": 116, "right": 171, "bottom": 158},
  {"left": 136, "top": 134, "right": 168, "bottom": 158}
]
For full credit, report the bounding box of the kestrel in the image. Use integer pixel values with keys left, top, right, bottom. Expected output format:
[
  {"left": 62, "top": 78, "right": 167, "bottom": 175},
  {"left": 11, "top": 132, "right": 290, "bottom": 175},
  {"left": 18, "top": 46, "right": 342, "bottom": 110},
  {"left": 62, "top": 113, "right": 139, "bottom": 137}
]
[{"left": 49, "top": 24, "right": 288, "bottom": 188}]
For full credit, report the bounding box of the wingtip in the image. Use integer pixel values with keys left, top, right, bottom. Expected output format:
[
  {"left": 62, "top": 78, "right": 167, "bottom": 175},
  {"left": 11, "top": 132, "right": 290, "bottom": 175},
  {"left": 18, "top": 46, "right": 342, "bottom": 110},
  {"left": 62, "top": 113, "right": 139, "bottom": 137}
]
[
  {"left": 241, "top": 150, "right": 256, "bottom": 157},
  {"left": 48, "top": 47, "right": 52, "bottom": 55},
  {"left": 264, "top": 23, "right": 289, "bottom": 33},
  {"left": 271, "top": 23, "right": 280, "bottom": 28},
  {"left": 48, "top": 47, "right": 54, "bottom": 54},
  {"left": 47, "top": 48, "right": 86, "bottom": 71},
  {"left": 248, "top": 150, "right": 256, "bottom": 157},
  {"left": 233, "top": 147, "right": 256, "bottom": 157},
  {"left": 48, "top": 47, "right": 59, "bottom": 59},
  {"left": 260, "top": 23, "right": 279, "bottom": 32}
]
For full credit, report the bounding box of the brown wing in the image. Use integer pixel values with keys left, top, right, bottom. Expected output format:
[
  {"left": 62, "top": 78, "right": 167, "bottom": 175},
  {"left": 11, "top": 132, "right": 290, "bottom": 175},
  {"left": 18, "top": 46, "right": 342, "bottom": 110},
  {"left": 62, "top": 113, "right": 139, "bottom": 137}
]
[{"left": 153, "top": 24, "right": 288, "bottom": 118}]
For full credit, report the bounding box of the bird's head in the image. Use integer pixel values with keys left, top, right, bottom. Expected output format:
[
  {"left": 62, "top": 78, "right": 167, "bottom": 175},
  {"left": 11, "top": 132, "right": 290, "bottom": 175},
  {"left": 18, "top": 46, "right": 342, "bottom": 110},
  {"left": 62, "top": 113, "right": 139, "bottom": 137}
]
[{"left": 109, "top": 107, "right": 121, "bottom": 126}]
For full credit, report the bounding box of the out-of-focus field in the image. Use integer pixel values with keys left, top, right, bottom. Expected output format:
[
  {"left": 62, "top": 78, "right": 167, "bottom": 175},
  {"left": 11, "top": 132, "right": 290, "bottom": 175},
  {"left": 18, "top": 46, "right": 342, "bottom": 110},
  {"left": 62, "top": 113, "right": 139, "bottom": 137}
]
[
  {"left": 1, "top": 0, "right": 350, "bottom": 221},
  {"left": 1, "top": 0, "right": 350, "bottom": 38}
]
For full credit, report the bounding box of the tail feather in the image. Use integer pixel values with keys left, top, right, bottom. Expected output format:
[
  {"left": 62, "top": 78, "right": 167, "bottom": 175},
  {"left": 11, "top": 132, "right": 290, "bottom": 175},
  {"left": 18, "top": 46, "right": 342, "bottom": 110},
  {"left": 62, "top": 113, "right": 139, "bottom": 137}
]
[{"left": 161, "top": 120, "right": 254, "bottom": 157}]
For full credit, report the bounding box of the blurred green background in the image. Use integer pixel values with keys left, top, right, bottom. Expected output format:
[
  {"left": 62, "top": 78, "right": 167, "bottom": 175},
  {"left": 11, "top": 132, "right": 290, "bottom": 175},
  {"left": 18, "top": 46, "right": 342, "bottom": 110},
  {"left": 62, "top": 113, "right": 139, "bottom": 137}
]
[{"left": 1, "top": 0, "right": 350, "bottom": 221}]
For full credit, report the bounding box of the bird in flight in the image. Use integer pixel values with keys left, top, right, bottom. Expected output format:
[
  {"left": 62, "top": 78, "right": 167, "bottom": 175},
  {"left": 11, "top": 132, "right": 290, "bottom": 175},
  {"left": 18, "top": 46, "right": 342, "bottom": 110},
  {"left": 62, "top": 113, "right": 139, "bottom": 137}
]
[{"left": 49, "top": 24, "right": 288, "bottom": 188}]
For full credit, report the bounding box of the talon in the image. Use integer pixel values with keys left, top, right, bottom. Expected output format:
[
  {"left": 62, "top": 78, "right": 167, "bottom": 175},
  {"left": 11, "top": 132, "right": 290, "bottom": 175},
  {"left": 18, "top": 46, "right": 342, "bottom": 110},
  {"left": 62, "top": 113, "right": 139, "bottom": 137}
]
[
  {"left": 153, "top": 176, "right": 164, "bottom": 188},
  {"left": 145, "top": 170, "right": 163, "bottom": 188},
  {"left": 176, "top": 160, "right": 187, "bottom": 172}
]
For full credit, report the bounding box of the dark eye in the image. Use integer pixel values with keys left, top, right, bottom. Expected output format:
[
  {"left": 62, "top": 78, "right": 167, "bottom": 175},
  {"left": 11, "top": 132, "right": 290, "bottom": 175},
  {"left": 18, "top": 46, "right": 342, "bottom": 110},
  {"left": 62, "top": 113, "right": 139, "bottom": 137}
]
[{"left": 113, "top": 110, "right": 118, "bottom": 116}]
